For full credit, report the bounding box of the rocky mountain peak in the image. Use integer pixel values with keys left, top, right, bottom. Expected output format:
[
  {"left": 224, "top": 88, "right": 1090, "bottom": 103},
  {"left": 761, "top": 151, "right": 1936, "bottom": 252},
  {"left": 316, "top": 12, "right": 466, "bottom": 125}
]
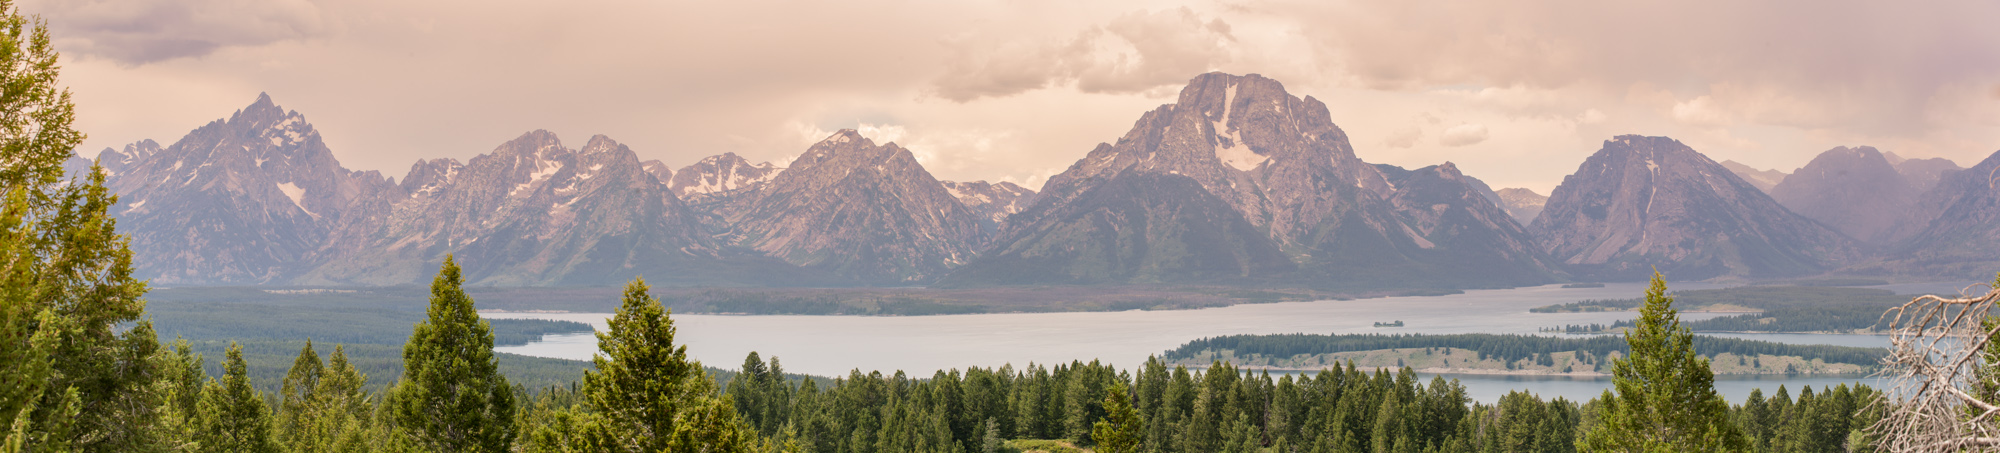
[
  {"left": 1532, "top": 135, "right": 1856, "bottom": 279},
  {"left": 950, "top": 72, "right": 1554, "bottom": 289}
]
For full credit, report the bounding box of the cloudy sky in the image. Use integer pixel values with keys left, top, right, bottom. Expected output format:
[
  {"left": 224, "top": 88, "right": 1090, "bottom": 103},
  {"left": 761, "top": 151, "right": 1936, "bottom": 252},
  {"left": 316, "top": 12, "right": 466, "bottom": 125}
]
[{"left": 31, "top": 0, "right": 2000, "bottom": 193}]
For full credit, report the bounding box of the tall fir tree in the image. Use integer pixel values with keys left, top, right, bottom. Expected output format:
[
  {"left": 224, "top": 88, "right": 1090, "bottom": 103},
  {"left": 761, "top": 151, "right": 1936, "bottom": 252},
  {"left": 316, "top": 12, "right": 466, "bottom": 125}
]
[
  {"left": 0, "top": 1, "right": 154, "bottom": 450},
  {"left": 577, "top": 277, "right": 754, "bottom": 452},
  {"left": 1578, "top": 272, "right": 1749, "bottom": 451},
  {"left": 194, "top": 343, "right": 280, "bottom": 453},
  {"left": 1090, "top": 382, "right": 1142, "bottom": 453},
  {"left": 387, "top": 256, "right": 516, "bottom": 452}
]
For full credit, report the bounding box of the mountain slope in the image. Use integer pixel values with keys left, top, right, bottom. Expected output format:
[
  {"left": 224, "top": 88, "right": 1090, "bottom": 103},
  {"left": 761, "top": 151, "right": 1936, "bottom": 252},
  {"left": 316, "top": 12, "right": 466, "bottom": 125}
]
[
  {"left": 1768, "top": 146, "right": 1914, "bottom": 244},
  {"left": 721, "top": 131, "right": 985, "bottom": 284},
  {"left": 1531, "top": 135, "right": 1858, "bottom": 280},
  {"left": 945, "top": 72, "right": 1556, "bottom": 289}
]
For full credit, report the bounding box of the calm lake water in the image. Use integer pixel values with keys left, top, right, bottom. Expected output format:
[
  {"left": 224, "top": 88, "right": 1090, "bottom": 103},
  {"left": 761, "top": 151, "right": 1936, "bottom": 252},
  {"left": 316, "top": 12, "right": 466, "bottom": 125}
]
[{"left": 488, "top": 281, "right": 1953, "bottom": 403}]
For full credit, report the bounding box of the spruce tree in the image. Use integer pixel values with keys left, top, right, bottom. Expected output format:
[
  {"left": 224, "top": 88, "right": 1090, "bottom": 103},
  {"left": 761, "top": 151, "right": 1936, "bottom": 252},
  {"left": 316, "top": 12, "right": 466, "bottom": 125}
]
[
  {"left": 387, "top": 256, "right": 516, "bottom": 452},
  {"left": 578, "top": 277, "right": 753, "bottom": 452},
  {"left": 195, "top": 342, "right": 280, "bottom": 453},
  {"left": 0, "top": 1, "right": 154, "bottom": 449},
  {"left": 1578, "top": 272, "right": 1748, "bottom": 451}
]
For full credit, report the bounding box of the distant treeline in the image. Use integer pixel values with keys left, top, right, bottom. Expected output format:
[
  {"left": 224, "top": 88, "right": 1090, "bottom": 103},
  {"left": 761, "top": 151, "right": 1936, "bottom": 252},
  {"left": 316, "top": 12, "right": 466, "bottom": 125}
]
[
  {"left": 710, "top": 353, "right": 1879, "bottom": 453},
  {"left": 1160, "top": 333, "right": 1886, "bottom": 367},
  {"left": 146, "top": 302, "right": 594, "bottom": 346},
  {"left": 1533, "top": 285, "right": 1915, "bottom": 333}
]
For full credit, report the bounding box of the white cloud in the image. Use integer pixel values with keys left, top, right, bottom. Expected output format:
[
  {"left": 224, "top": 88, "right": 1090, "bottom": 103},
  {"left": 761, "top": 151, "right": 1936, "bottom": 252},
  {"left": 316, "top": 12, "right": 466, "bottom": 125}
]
[
  {"left": 27, "top": 0, "right": 331, "bottom": 65},
  {"left": 1438, "top": 124, "right": 1489, "bottom": 147}
]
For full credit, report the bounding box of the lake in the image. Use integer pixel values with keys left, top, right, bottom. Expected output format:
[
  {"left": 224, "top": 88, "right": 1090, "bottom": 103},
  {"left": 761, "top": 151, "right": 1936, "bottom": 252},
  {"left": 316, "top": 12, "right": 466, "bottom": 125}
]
[{"left": 488, "top": 281, "right": 1940, "bottom": 403}]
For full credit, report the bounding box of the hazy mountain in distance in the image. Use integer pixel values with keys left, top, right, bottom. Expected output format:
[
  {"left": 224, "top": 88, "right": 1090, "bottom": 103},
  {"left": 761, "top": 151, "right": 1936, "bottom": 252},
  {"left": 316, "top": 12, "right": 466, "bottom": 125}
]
[
  {"left": 1532, "top": 135, "right": 1858, "bottom": 280},
  {"left": 1768, "top": 146, "right": 1915, "bottom": 244},
  {"left": 943, "top": 72, "right": 1556, "bottom": 289},
  {"left": 1495, "top": 188, "right": 1547, "bottom": 226},
  {"left": 100, "top": 94, "right": 400, "bottom": 284},
  {"left": 720, "top": 130, "right": 986, "bottom": 284},
  {"left": 1718, "top": 160, "right": 1787, "bottom": 193},
  {"left": 940, "top": 180, "right": 1037, "bottom": 237},
  {"left": 1856, "top": 150, "right": 2000, "bottom": 279},
  {"left": 1883, "top": 151, "right": 1963, "bottom": 192}
]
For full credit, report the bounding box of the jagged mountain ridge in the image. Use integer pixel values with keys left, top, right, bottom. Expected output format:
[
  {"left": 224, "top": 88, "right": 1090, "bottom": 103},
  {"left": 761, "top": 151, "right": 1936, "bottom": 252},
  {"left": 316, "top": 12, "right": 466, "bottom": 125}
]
[
  {"left": 297, "top": 132, "right": 802, "bottom": 286},
  {"left": 1531, "top": 135, "right": 1859, "bottom": 280},
  {"left": 942, "top": 72, "right": 1557, "bottom": 289},
  {"left": 721, "top": 131, "right": 986, "bottom": 284},
  {"left": 96, "top": 95, "right": 839, "bottom": 286}
]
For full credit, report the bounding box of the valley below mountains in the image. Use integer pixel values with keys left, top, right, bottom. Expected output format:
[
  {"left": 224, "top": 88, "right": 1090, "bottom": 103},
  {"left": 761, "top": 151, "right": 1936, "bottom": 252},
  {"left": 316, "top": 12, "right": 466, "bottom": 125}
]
[{"left": 77, "top": 73, "right": 2000, "bottom": 290}]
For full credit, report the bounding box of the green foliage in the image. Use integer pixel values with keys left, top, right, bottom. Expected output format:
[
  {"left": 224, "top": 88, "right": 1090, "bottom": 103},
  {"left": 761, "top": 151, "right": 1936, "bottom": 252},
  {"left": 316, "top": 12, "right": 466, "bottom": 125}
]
[
  {"left": 386, "top": 256, "right": 517, "bottom": 452},
  {"left": 559, "top": 277, "right": 754, "bottom": 453},
  {"left": 1579, "top": 273, "right": 1750, "bottom": 451},
  {"left": 0, "top": 4, "right": 156, "bottom": 449}
]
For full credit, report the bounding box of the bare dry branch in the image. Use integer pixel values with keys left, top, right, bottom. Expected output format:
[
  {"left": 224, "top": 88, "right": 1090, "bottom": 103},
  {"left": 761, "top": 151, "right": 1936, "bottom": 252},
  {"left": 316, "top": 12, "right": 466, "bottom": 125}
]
[{"left": 1870, "top": 282, "right": 2000, "bottom": 452}]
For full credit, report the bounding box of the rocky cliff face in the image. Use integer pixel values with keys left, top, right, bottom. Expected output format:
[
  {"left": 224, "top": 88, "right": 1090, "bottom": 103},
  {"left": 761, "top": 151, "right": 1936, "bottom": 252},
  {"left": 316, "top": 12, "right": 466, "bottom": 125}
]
[
  {"left": 940, "top": 180, "right": 1036, "bottom": 237},
  {"left": 102, "top": 94, "right": 398, "bottom": 284},
  {"left": 1532, "top": 135, "right": 1858, "bottom": 280},
  {"left": 1495, "top": 188, "right": 1547, "bottom": 226},
  {"left": 721, "top": 131, "right": 986, "bottom": 284},
  {"left": 1718, "top": 160, "right": 1787, "bottom": 193},
  {"left": 944, "top": 72, "right": 1555, "bottom": 289},
  {"left": 1768, "top": 146, "right": 1914, "bottom": 244}
]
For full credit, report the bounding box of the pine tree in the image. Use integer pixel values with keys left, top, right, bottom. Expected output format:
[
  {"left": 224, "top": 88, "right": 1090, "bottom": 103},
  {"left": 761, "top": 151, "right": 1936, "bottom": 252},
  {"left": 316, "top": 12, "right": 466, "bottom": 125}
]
[
  {"left": 387, "top": 256, "right": 516, "bottom": 452},
  {"left": 195, "top": 342, "right": 281, "bottom": 453},
  {"left": 577, "top": 277, "right": 753, "bottom": 452},
  {"left": 0, "top": 2, "right": 154, "bottom": 449},
  {"left": 1091, "top": 382, "right": 1142, "bottom": 453},
  {"left": 1577, "top": 272, "right": 1748, "bottom": 451}
]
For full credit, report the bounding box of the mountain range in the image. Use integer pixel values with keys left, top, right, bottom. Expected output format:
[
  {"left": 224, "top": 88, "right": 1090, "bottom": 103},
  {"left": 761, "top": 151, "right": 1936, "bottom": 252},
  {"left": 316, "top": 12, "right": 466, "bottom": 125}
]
[{"left": 75, "top": 74, "right": 2000, "bottom": 288}]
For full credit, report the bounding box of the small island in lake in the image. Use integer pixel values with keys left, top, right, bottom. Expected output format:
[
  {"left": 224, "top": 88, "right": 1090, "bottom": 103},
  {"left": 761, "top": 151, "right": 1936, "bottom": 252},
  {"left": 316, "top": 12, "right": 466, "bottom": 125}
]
[
  {"left": 1373, "top": 320, "right": 1405, "bottom": 327},
  {"left": 1561, "top": 282, "right": 1606, "bottom": 288}
]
